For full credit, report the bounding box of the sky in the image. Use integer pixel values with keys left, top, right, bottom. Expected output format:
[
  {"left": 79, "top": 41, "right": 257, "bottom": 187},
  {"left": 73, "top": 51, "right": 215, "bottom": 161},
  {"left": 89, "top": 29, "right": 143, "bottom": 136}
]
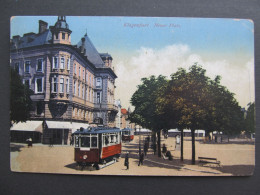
[{"left": 11, "top": 16, "right": 255, "bottom": 109}]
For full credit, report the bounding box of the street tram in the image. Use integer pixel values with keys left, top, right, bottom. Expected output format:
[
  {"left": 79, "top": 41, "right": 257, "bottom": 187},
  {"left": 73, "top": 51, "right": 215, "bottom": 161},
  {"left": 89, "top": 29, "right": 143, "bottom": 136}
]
[
  {"left": 73, "top": 126, "right": 122, "bottom": 170},
  {"left": 122, "top": 128, "right": 135, "bottom": 142}
]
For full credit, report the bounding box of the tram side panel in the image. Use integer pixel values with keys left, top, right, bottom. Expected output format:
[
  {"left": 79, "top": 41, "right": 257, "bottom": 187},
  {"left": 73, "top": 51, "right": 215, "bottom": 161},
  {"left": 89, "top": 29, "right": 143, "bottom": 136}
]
[{"left": 101, "top": 143, "right": 121, "bottom": 159}]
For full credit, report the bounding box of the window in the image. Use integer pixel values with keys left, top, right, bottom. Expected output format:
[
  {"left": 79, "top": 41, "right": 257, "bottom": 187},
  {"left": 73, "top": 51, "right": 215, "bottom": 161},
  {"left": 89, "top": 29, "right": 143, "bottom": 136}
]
[
  {"left": 67, "top": 58, "right": 70, "bottom": 70},
  {"left": 77, "top": 109, "right": 80, "bottom": 117},
  {"left": 73, "top": 80, "right": 76, "bottom": 95},
  {"left": 60, "top": 57, "right": 65, "bottom": 69},
  {"left": 89, "top": 88, "right": 91, "bottom": 101},
  {"left": 66, "top": 79, "right": 69, "bottom": 93},
  {"left": 82, "top": 85, "right": 84, "bottom": 99},
  {"left": 96, "top": 77, "right": 102, "bottom": 88},
  {"left": 14, "top": 62, "right": 19, "bottom": 73},
  {"left": 74, "top": 64, "right": 77, "bottom": 75},
  {"left": 97, "top": 92, "right": 101, "bottom": 103},
  {"left": 35, "top": 78, "right": 43, "bottom": 93},
  {"left": 91, "top": 137, "right": 97, "bottom": 147},
  {"left": 83, "top": 69, "right": 85, "bottom": 80},
  {"left": 55, "top": 33, "right": 58, "bottom": 39},
  {"left": 60, "top": 78, "right": 64, "bottom": 93},
  {"left": 25, "top": 61, "right": 30, "bottom": 73},
  {"left": 52, "top": 77, "right": 58, "bottom": 93},
  {"left": 53, "top": 57, "right": 58, "bottom": 69},
  {"left": 86, "top": 88, "right": 88, "bottom": 100},
  {"left": 78, "top": 83, "right": 80, "bottom": 97},
  {"left": 24, "top": 79, "right": 30, "bottom": 89},
  {"left": 81, "top": 137, "right": 90, "bottom": 147},
  {"left": 86, "top": 71, "right": 88, "bottom": 84},
  {"left": 89, "top": 75, "right": 91, "bottom": 86},
  {"left": 36, "top": 102, "right": 43, "bottom": 115},
  {"left": 62, "top": 33, "right": 65, "bottom": 40},
  {"left": 73, "top": 107, "right": 75, "bottom": 116},
  {"left": 79, "top": 67, "right": 81, "bottom": 78},
  {"left": 37, "top": 59, "right": 43, "bottom": 72}
]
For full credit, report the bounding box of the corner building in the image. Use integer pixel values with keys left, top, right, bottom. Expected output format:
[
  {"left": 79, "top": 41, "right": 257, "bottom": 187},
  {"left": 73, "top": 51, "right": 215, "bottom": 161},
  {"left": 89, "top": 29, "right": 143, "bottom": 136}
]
[{"left": 10, "top": 16, "right": 118, "bottom": 144}]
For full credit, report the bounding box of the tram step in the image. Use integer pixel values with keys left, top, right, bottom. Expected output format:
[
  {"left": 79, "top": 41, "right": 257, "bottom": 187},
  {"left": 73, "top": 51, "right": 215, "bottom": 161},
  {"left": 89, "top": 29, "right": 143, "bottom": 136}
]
[{"left": 98, "top": 159, "right": 116, "bottom": 169}]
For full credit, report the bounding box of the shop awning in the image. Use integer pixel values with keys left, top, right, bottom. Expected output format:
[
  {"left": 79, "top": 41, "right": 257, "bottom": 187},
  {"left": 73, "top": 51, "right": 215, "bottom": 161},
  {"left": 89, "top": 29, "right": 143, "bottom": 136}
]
[
  {"left": 45, "top": 121, "right": 89, "bottom": 133},
  {"left": 10, "top": 121, "right": 43, "bottom": 133},
  {"left": 135, "top": 129, "right": 152, "bottom": 133},
  {"left": 46, "top": 121, "right": 73, "bottom": 129}
]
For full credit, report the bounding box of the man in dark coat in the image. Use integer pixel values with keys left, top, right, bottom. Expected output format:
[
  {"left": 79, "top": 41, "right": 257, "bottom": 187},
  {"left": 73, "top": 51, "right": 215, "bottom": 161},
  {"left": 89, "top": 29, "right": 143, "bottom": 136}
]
[
  {"left": 144, "top": 142, "right": 148, "bottom": 156},
  {"left": 138, "top": 152, "right": 144, "bottom": 166},
  {"left": 124, "top": 152, "right": 129, "bottom": 170}
]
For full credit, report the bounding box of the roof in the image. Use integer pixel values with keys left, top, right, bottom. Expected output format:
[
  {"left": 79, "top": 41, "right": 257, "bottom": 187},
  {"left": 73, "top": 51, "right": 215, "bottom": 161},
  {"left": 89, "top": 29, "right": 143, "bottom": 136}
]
[
  {"left": 73, "top": 127, "right": 121, "bottom": 135},
  {"left": 77, "top": 34, "right": 105, "bottom": 67},
  {"left": 135, "top": 129, "right": 152, "bottom": 132},
  {"left": 10, "top": 121, "right": 43, "bottom": 132},
  {"left": 121, "top": 108, "right": 128, "bottom": 115},
  {"left": 11, "top": 30, "right": 52, "bottom": 50},
  {"left": 122, "top": 128, "right": 134, "bottom": 132},
  {"left": 99, "top": 53, "right": 113, "bottom": 60}
]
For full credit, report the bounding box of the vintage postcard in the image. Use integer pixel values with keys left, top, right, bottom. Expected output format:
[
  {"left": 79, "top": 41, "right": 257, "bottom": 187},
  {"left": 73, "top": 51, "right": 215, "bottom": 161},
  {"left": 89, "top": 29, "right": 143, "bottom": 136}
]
[{"left": 10, "top": 16, "right": 255, "bottom": 176}]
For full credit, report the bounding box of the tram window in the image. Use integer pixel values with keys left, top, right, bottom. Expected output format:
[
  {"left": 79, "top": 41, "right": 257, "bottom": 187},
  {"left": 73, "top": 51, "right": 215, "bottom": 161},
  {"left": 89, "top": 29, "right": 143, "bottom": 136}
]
[
  {"left": 75, "top": 136, "right": 79, "bottom": 147},
  {"left": 105, "top": 135, "right": 109, "bottom": 145},
  {"left": 81, "top": 137, "right": 90, "bottom": 147},
  {"left": 91, "top": 137, "right": 97, "bottom": 148},
  {"left": 110, "top": 135, "right": 114, "bottom": 143},
  {"left": 115, "top": 135, "right": 118, "bottom": 143}
]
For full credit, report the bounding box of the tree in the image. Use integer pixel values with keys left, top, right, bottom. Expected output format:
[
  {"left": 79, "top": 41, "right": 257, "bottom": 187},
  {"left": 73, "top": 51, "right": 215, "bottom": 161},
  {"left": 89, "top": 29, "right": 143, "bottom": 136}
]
[
  {"left": 158, "top": 64, "right": 245, "bottom": 164},
  {"left": 130, "top": 75, "right": 169, "bottom": 157},
  {"left": 206, "top": 75, "right": 245, "bottom": 141},
  {"left": 245, "top": 102, "right": 255, "bottom": 136},
  {"left": 168, "top": 65, "right": 212, "bottom": 164},
  {"left": 10, "top": 68, "right": 33, "bottom": 126}
]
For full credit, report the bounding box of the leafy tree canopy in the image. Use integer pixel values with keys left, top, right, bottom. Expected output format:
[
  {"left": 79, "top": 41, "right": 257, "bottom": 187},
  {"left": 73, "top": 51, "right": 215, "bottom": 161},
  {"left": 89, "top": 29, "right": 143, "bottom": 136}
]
[
  {"left": 130, "top": 75, "right": 169, "bottom": 131},
  {"left": 245, "top": 102, "right": 255, "bottom": 134},
  {"left": 10, "top": 68, "right": 33, "bottom": 126}
]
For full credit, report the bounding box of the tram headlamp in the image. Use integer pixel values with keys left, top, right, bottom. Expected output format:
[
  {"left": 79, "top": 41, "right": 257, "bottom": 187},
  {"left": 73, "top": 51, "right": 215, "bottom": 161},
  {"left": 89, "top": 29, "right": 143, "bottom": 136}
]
[{"left": 83, "top": 155, "right": 88, "bottom": 159}]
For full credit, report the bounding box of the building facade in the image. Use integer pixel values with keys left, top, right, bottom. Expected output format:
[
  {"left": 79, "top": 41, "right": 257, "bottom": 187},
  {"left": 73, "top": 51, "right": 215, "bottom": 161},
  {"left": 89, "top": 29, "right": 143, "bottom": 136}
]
[{"left": 10, "top": 16, "right": 118, "bottom": 144}]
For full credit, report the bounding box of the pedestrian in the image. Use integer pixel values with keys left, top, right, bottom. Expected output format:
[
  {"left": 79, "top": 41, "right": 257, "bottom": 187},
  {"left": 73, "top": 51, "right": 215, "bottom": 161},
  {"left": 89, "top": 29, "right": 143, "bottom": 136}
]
[
  {"left": 144, "top": 142, "right": 148, "bottom": 156},
  {"left": 27, "top": 137, "right": 33, "bottom": 147},
  {"left": 124, "top": 151, "right": 129, "bottom": 170},
  {"left": 138, "top": 152, "right": 144, "bottom": 166},
  {"left": 70, "top": 136, "right": 74, "bottom": 146},
  {"left": 153, "top": 143, "right": 156, "bottom": 155},
  {"left": 49, "top": 137, "right": 53, "bottom": 147},
  {"left": 162, "top": 144, "right": 167, "bottom": 154}
]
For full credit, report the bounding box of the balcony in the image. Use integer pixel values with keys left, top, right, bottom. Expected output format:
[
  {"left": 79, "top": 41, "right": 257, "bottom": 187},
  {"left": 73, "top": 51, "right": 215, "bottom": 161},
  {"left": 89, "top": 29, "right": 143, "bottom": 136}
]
[{"left": 94, "top": 103, "right": 118, "bottom": 112}]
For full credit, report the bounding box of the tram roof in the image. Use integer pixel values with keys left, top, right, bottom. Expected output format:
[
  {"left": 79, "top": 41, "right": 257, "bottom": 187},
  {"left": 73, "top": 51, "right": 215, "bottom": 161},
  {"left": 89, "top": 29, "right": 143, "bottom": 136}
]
[
  {"left": 121, "top": 128, "right": 134, "bottom": 132},
  {"left": 73, "top": 127, "right": 121, "bottom": 135}
]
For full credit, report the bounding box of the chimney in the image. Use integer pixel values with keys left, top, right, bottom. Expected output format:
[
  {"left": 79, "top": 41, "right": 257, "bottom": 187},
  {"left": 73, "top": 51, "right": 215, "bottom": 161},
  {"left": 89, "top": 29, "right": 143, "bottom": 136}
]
[{"left": 39, "top": 20, "right": 48, "bottom": 34}]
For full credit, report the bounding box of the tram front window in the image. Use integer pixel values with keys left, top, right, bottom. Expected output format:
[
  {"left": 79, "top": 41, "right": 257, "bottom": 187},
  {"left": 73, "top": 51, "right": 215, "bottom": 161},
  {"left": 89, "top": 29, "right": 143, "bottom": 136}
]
[
  {"left": 81, "top": 137, "right": 90, "bottom": 147},
  {"left": 91, "top": 137, "right": 97, "bottom": 147}
]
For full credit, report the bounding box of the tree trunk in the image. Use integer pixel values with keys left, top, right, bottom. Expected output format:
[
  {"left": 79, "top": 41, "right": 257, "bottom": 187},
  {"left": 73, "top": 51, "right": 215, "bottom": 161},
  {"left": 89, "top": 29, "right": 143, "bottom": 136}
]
[
  {"left": 191, "top": 129, "right": 195, "bottom": 165},
  {"left": 157, "top": 131, "right": 161, "bottom": 157},
  {"left": 181, "top": 129, "right": 184, "bottom": 161}
]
